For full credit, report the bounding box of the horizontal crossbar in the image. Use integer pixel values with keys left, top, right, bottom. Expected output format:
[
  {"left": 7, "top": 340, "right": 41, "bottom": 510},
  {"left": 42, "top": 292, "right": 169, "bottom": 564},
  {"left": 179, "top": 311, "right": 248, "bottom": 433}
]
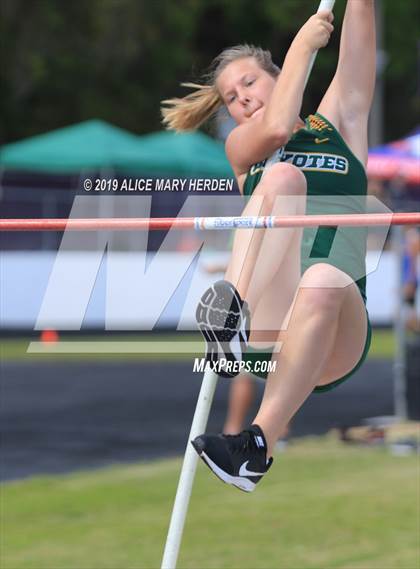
[{"left": 0, "top": 212, "right": 419, "bottom": 231}]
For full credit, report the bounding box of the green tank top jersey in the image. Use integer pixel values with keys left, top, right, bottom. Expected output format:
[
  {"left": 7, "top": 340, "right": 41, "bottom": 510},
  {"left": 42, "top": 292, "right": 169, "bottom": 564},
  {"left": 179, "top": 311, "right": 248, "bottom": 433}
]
[{"left": 243, "top": 112, "right": 368, "bottom": 302}]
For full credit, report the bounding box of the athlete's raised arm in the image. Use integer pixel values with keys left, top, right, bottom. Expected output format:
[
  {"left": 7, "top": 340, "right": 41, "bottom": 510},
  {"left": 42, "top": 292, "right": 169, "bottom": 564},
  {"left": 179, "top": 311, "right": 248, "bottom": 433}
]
[
  {"left": 225, "top": 11, "right": 334, "bottom": 177},
  {"left": 318, "top": 0, "right": 376, "bottom": 165}
]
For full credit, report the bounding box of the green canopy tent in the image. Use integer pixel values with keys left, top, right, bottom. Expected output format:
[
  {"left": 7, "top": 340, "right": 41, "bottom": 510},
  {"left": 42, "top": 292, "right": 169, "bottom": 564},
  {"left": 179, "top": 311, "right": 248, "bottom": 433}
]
[
  {"left": 0, "top": 119, "right": 140, "bottom": 173},
  {"left": 0, "top": 120, "right": 233, "bottom": 178},
  {"left": 115, "top": 130, "right": 233, "bottom": 178}
]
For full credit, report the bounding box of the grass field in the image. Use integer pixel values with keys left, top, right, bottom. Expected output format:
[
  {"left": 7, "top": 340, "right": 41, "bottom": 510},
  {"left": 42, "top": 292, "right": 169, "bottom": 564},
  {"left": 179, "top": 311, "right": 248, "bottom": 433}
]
[
  {"left": 0, "top": 328, "right": 396, "bottom": 361},
  {"left": 2, "top": 436, "right": 419, "bottom": 569}
]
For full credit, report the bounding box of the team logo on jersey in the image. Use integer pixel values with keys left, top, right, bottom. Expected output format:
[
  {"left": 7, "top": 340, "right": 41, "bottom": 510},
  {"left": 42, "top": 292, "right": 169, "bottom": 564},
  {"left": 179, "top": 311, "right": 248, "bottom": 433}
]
[
  {"left": 249, "top": 147, "right": 285, "bottom": 177},
  {"left": 249, "top": 161, "right": 267, "bottom": 176},
  {"left": 281, "top": 151, "right": 348, "bottom": 174}
]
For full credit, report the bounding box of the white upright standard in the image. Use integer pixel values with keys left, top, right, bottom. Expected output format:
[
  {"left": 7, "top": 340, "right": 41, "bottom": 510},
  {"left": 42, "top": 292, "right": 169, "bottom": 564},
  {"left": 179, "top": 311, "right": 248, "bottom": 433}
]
[{"left": 161, "top": 1, "right": 336, "bottom": 567}]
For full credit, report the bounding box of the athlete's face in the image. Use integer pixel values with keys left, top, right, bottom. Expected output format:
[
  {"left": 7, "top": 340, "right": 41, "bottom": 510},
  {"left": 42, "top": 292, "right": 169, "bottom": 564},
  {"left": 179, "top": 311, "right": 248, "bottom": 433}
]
[{"left": 216, "top": 57, "right": 276, "bottom": 125}]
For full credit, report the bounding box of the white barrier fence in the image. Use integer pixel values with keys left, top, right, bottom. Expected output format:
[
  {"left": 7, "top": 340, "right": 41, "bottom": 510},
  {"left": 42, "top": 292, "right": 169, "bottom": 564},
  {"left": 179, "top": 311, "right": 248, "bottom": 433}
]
[{"left": 0, "top": 250, "right": 409, "bottom": 329}]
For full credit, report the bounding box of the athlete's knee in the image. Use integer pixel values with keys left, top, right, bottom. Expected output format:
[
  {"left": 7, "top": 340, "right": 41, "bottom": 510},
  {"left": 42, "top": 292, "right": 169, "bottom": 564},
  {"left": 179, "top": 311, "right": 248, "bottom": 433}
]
[
  {"left": 298, "top": 264, "right": 351, "bottom": 316},
  {"left": 256, "top": 163, "right": 306, "bottom": 203},
  {"left": 301, "top": 263, "right": 353, "bottom": 289},
  {"left": 297, "top": 286, "right": 344, "bottom": 320}
]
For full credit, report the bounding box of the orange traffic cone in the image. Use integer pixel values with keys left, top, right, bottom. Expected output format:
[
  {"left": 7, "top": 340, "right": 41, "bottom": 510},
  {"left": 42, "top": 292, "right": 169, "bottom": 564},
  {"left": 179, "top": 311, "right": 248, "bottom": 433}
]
[{"left": 40, "top": 329, "right": 59, "bottom": 344}]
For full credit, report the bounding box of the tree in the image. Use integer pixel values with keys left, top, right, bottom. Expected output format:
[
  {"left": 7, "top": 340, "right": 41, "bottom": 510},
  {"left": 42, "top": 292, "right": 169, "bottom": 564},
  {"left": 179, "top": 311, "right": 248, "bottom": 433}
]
[{"left": 1, "top": 0, "right": 418, "bottom": 144}]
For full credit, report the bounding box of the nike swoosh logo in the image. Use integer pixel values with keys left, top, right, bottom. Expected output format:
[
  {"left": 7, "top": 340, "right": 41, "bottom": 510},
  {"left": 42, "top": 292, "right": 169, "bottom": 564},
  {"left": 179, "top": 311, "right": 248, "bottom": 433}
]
[
  {"left": 239, "top": 460, "right": 265, "bottom": 477},
  {"left": 315, "top": 137, "right": 329, "bottom": 144}
]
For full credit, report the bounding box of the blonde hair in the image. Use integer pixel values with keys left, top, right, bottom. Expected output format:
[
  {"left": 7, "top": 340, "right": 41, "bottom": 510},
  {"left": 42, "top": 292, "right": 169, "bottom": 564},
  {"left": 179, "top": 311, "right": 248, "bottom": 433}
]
[{"left": 161, "top": 45, "right": 280, "bottom": 132}]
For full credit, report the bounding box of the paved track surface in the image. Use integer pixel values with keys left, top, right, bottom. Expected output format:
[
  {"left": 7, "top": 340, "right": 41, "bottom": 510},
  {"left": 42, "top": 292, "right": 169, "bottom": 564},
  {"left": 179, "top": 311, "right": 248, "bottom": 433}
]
[{"left": 1, "top": 360, "right": 393, "bottom": 481}]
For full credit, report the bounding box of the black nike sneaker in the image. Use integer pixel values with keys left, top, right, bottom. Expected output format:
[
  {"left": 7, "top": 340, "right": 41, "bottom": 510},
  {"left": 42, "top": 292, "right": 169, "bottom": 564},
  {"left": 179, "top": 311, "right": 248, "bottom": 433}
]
[
  {"left": 191, "top": 424, "right": 273, "bottom": 492},
  {"left": 195, "top": 280, "right": 251, "bottom": 378}
]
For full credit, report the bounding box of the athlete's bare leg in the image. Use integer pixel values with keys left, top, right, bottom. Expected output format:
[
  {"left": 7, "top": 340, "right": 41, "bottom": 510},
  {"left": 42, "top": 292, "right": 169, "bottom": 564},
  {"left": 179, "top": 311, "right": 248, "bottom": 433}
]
[
  {"left": 223, "top": 375, "right": 256, "bottom": 434},
  {"left": 224, "top": 235, "right": 302, "bottom": 434},
  {"left": 253, "top": 263, "right": 368, "bottom": 457},
  {"left": 225, "top": 162, "right": 306, "bottom": 313}
]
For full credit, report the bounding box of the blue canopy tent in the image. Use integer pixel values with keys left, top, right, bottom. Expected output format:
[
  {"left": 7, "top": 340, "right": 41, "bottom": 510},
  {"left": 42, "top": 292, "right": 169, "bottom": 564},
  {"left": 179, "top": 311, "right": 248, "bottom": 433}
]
[{"left": 368, "top": 127, "right": 420, "bottom": 185}]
